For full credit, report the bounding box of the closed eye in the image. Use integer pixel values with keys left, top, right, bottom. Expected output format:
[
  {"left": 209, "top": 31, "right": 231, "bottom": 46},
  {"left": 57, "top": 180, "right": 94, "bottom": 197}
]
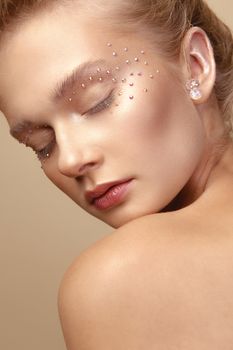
[{"left": 84, "top": 91, "right": 115, "bottom": 116}]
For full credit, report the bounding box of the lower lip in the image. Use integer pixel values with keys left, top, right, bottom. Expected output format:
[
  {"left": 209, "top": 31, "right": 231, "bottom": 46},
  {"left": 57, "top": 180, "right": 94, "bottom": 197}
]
[{"left": 92, "top": 179, "right": 133, "bottom": 210}]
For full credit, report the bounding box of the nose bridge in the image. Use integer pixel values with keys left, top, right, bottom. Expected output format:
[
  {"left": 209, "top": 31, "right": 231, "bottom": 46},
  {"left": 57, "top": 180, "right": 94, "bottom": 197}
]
[{"left": 54, "top": 119, "right": 102, "bottom": 177}]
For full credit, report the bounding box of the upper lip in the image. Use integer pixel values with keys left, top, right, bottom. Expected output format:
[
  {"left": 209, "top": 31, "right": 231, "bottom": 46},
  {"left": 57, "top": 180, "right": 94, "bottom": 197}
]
[{"left": 85, "top": 178, "right": 133, "bottom": 204}]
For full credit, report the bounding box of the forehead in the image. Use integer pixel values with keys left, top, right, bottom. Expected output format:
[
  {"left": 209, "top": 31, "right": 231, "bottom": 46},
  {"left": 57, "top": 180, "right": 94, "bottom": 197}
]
[{"left": 0, "top": 3, "right": 127, "bottom": 122}]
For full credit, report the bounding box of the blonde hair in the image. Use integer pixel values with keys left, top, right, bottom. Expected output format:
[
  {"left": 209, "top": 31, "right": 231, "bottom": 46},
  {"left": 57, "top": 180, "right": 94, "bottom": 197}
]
[{"left": 0, "top": 0, "right": 233, "bottom": 136}]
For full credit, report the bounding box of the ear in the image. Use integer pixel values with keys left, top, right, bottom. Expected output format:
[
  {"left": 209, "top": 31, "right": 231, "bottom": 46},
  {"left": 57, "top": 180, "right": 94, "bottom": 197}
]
[{"left": 181, "top": 27, "right": 216, "bottom": 104}]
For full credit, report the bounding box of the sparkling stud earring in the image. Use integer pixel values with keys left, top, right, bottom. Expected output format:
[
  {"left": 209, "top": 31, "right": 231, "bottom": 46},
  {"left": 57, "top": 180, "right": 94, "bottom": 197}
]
[{"left": 186, "top": 79, "right": 202, "bottom": 100}]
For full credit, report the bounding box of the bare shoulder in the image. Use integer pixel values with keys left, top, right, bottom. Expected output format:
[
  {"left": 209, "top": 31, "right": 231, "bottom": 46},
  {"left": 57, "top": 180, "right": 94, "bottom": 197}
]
[
  {"left": 58, "top": 213, "right": 233, "bottom": 349},
  {"left": 58, "top": 215, "right": 184, "bottom": 349}
]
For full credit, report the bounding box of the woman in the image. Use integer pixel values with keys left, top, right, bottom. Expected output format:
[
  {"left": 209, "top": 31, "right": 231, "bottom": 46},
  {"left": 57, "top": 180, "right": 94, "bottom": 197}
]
[{"left": 0, "top": 0, "right": 233, "bottom": 348}]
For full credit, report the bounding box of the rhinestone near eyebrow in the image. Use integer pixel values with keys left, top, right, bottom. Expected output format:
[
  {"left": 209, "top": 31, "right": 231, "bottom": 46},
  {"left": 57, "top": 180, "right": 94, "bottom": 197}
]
[
  {"left": 81, "top": 83, "right": 86, "bottom": 88},
  {"left": 112, "top": 77, "right": 117, "bottom": 83},
  {"left": 141, "top": 50, "right": 145, "bottom": 54},
  {"left": 107, "top": 42, "right": 112, "bottom": 47},
  {"left": 97, "top": 67, "right": 101, "bottom": 72},
  {"left": 124, "top": 47, "right": 128, "bottom": 52},
  {"left": 129, "top": 82, "right": 134, "bottom": 86},
  {"left": 134, "top": 57, "right": 139, "bottom": 62},
  {"left": 68, "top": 97, "right": 72, "bottom": 102},
  {"left": 89, "top": 76, "right": 93, "bottom": 81},
  {"left": 129, "top": 95, "right": 134, "bottom": 100},
  {"left": 112, "top": 51, "right": 117, "bottom": 57},
  {"left": 106, "top": 70, "right": 111, "bottom": 74},
  {"left": 126, "top": 59, "right": 130, "bottom": 64},
  {"left": 98, "top": 77, "right": 103, "bottom": 82},
  {"left": 121, "top": 78, "right": 127, "bottom": 83},
  {"left": 149, "top": 74, "right": 154, "bottom": 79}
]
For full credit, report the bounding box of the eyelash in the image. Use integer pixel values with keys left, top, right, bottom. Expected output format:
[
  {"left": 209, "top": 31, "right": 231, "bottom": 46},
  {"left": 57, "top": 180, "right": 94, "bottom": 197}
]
[
  {"left": 84, "top": 91, "right": 115, "bottom": 115},
  {"left": 35, "top": 92, "right": 115, "bottom": 161}
]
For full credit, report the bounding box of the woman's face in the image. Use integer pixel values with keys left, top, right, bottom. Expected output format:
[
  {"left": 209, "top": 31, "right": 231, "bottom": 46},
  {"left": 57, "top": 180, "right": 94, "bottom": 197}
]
[{"left": 0, "top": 4, "right": 206, "bottom": 228}]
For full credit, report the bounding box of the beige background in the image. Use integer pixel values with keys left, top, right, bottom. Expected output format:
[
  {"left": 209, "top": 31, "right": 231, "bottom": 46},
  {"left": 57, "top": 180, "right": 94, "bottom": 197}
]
[{"left": 0, "top": 1, "right": 232, "bottom": 349}]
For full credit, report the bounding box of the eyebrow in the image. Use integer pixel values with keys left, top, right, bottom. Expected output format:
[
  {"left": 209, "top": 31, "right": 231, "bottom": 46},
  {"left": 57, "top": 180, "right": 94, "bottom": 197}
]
[
  {"left": 10, "top": 59, "right": 108, "bottom": 138},
  {"left": 50, "top": 58, "right": 108, "bottom": 102}
]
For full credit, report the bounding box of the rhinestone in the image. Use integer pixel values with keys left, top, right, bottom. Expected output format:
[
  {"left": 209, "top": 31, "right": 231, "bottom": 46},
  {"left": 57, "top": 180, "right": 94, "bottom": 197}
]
[
  {"left": 113, "top": 51, "right": 117, "bottom": 57},
  {"left": 149, "top": 74, "right": 154, "bottom": 79},
  {"left": 124, "top": 47, "right": 128, "bottom": 52},
  {"left": 106, "top": 70, "right": 111, "bottom": 74},
  {"left": 81, "top": 83, "right": 86, "bottom": 88},
  {"left": 118, "top": 91, "right": 123, "bottom": 96},
  {"left": 129, "top": 95, "right": 134, "bottom": 100},
  {"left": 190, "top": 88, "right": 202, "bottom": 100},
  {"left": 143, "top": 88, "right": 148, "bottom": 92},
  {"left": 141, "top": 50, "right": 145, "bottom": 54},
  {"left": 68, "top": 97, "right": 72, "bottom": 102},
  {"left": 186, "top": 79, "right": 200, "bottom": 90},
  {"left": 115, "top": 66, "right": 120, "bottom": 71},
  {"left": 129, "top": 82, "right": 134, "bottom": 87},
  {"left": 112, "top": 78, "right": 117, "bottom": 83},
  {"left": 126, "top": 59, "right": 130, "bottom": 64},
  {"left": 97, "top": 67, "right": 101, "bottom": 72},
  {"left": 121, "top": 78, "right": 127, "bottom": 83},
  {"left": 89, "top": 76, "right": 93, "bottom": 81},
  {"left": 156, "top": 69, "right": 160, "bottom": 74},
  {"left": 144, "top": 61, "right": 148, "bottom": 65},
  {"left": 107, "top": 42, "right": 112, "bottom": 47},
  {"left": 134, "top": 57, "right": 139, "bottom": 62}
]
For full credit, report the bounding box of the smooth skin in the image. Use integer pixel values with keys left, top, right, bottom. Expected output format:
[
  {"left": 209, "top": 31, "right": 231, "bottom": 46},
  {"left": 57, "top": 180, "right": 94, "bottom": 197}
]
[{"left": 0, "top": 3, "right": 233, "bottom": 349}]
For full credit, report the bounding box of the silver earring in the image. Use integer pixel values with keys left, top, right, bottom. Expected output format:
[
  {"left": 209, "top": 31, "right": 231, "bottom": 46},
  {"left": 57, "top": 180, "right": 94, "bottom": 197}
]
[{"left": 186, "top": 79, "right": 202, "bottom": 100}]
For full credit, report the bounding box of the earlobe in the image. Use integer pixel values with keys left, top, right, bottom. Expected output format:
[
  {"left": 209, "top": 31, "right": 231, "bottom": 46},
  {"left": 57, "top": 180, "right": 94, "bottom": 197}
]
[{"left": 182, "top": 27, "right": 216, "bottom": 104}]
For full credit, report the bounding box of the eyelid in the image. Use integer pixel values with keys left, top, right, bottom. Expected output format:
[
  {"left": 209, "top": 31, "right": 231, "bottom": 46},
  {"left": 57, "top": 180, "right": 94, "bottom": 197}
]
[{"left": 84, "top": 90, "right": 115, "bottom": 116}]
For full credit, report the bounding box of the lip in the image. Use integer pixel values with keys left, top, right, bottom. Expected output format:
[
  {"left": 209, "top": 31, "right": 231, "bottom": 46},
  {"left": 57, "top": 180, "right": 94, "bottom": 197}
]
[{"left": 85, "top": 178, "right": 133, "bottom": 208}]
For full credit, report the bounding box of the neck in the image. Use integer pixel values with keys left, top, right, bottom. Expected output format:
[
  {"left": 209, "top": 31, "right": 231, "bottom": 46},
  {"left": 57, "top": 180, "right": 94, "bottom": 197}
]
[{"left": 161, "top": 105, "right": 233, "bottom": 212}]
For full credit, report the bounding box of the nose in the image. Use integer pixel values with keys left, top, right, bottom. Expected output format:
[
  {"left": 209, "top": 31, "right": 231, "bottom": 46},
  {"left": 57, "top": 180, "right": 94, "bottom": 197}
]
[{"left": 56, "top": 125, "right": 103, "bottom": 178}]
